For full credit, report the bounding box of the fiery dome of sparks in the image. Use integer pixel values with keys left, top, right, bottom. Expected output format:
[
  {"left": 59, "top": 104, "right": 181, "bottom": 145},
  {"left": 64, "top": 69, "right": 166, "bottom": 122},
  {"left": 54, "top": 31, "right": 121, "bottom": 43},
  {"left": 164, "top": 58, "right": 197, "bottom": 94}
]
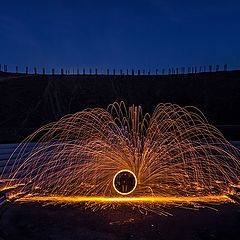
[{"left": 1, "top": 102, "right": 240, "bottom": 215}]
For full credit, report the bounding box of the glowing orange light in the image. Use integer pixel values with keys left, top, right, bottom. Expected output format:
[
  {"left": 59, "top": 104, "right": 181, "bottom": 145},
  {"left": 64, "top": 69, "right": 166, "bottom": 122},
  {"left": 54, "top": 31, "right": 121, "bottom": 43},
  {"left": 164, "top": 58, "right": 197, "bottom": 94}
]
[
  {"left": 112, "top": 169, "right": 137, "bottom": 195},
  {"left": 17, "top": 195, "right": 231, "bottom": 204},
  {"left": 0, "top": 102, "right": 239, "bottom": 215}
]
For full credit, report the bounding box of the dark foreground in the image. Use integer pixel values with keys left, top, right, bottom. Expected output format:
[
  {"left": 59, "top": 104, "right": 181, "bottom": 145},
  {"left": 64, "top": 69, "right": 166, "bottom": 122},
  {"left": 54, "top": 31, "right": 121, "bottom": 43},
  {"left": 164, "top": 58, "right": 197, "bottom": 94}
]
[{"left": 0, "top": 202, "right": 240, "bottom": 240}]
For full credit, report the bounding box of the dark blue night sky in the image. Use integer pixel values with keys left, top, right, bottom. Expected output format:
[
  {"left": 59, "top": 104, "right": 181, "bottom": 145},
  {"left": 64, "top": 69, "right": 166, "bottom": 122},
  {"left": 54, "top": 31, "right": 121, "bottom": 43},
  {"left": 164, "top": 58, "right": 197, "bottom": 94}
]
[{"left": 0, "top": 0, "right": 240, "bottom": 71}]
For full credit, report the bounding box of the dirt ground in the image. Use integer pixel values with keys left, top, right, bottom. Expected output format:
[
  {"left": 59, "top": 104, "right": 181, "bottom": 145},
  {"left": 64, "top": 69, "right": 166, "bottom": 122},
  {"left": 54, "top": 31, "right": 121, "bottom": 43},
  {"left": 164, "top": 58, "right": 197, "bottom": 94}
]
[{"left": 0, "top": 202, "right": 240, "bottom": 240}]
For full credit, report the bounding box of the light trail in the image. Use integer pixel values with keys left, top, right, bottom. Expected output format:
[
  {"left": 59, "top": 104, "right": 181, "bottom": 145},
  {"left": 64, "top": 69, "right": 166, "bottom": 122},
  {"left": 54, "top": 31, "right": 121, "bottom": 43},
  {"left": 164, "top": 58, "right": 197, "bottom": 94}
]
[
  {"left": 17, "top": 195, "right": 232, "bottom": 203},
  {"left": 0, "top": 102, "right": 239, "bottom": 215},
  {"left": 0, "top": 184, "right": 24, "bottom": 192}
]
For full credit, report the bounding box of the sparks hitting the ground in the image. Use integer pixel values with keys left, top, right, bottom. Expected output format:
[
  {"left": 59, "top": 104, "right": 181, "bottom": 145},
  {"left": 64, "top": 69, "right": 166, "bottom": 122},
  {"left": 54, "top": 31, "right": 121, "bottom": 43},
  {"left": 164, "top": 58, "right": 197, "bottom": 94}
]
[
  {"left": 16, "top": 195, "right": 231, "bottom": 204},
  {"left": 0, "top": 102, "right": 240, "bottom": 215}
]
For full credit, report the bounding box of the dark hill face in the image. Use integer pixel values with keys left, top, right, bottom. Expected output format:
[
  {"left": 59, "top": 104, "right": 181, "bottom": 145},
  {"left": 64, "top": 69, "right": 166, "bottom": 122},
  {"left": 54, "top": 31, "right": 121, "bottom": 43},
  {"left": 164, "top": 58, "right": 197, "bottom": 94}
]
[{"left": 0, "top": 71, "right": 240, "bottom": 142}]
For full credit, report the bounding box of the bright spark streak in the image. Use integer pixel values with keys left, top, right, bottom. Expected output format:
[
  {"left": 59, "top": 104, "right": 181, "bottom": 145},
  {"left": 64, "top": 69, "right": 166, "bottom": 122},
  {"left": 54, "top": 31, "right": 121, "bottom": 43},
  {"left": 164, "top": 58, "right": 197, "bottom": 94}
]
[
  {"left": 16, "top": 195, "right": 232, "bottom": 203},
  {"left": 0, "top": 184, "right": 24, "bottom": 191}
]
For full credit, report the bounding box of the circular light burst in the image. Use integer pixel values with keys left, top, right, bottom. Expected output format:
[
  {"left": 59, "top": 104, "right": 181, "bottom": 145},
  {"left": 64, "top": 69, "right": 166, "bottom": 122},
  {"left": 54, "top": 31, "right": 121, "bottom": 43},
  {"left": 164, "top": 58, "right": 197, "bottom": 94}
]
[
  {"left": 1, "top": 102, "right": 240, "bottom": 215},
  {"left": 113, "top": 169, "right": 137, "bottom": 195}
]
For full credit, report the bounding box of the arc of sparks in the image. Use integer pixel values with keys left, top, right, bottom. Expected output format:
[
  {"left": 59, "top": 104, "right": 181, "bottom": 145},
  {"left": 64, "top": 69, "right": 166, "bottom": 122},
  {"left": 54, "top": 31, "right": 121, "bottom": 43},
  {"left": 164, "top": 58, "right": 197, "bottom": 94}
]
[{"left": 1, "top": 102, "right": 240, "bottom": 215}]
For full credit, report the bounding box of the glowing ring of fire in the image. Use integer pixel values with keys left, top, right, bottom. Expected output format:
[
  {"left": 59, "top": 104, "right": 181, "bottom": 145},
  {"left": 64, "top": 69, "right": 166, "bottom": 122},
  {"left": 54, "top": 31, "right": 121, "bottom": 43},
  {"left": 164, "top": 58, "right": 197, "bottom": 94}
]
[{"left": 112, "top": 169, "right": 137, "bottom": 195}]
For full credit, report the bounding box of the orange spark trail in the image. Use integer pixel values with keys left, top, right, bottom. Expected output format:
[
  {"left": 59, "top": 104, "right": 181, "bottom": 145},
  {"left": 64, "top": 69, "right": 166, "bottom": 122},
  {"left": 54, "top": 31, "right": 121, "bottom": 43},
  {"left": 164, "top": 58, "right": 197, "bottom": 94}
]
[
  {"left": 17, "top": 195, "right": 232, "bottom": 204},
  {"left": 1, "top": 102, "right": 239, "bottom": 215}
]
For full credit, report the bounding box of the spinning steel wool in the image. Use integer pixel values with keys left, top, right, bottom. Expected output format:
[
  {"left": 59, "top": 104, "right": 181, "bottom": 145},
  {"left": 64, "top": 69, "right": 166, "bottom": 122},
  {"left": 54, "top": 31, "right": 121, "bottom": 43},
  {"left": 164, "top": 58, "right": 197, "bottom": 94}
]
[{"left": 1, "top": 102, "right": 240, "bottom": 215}]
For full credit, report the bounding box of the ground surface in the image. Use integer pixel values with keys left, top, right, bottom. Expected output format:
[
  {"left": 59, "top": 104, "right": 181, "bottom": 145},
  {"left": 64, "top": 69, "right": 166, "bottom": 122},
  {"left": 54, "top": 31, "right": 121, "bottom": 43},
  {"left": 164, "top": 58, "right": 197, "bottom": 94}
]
[{"left": 0, "top": 202, "right": 239, "bottom": 240}]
